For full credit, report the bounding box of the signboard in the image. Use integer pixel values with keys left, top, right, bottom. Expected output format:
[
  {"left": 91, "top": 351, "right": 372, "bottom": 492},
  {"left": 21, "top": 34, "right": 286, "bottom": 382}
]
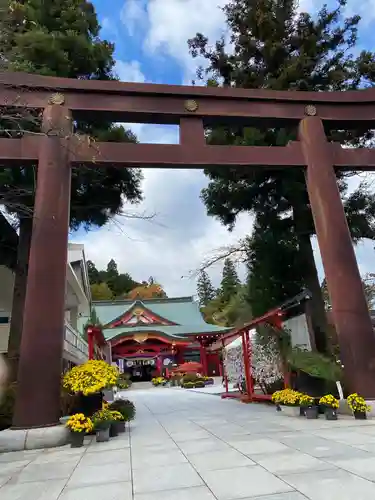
[
  {"left": 118, "top": 358, "right": 124, "bottom": 373},
  {"left": 125, "top": 358, "right": 155, "bottom": 367}
]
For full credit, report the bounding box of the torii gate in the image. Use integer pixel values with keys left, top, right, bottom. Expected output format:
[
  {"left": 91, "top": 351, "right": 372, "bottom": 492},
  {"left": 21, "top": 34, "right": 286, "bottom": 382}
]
[{"left": 1, "top": 72, "right": 375, "bottom": 428}]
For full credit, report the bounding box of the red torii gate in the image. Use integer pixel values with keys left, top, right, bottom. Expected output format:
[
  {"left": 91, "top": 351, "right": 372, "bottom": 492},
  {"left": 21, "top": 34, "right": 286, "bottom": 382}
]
[{"left": 0, "top": 72, "right": 375, "bottom": 428}]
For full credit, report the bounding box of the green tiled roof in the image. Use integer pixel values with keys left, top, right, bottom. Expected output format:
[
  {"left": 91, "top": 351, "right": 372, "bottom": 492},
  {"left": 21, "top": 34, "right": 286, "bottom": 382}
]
[
  {"left": 103, "top": 323, "right": 228, "bottom": 341},
  {"left": 79, "top": 296, "right": 230, "bottom": 340}
]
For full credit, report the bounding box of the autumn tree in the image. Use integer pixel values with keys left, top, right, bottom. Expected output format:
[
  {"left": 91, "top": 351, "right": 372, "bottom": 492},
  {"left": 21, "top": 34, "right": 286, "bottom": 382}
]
[
  {"left": 197, "top": 271, "right": 215, "bottom": 306},
  {"left": 0, "top": 0, "right": 144, "bottom": 377},
  {"left": 126, "top": 283, "right": 167, "bottom": 300},
  {"left": 90, "top": 282, "right": 113, "bottom": 301},
  {"left": 188, "top": 0, "right": 375, "bottom": 353}
]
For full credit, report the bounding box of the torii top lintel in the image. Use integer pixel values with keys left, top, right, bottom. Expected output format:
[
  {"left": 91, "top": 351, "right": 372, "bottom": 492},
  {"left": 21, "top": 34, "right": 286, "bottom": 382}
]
[
  {"left": 1, "top": 71, "right": 375, "bottom": 170},
  {"left": 1, "top": 71, "right": 375, "bottom": 126}
]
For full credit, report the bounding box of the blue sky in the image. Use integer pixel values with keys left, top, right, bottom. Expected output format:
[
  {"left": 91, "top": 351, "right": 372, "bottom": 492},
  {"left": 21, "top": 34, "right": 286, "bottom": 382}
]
[{"left": 74, "top": 0, "right": 375, "bottom": 297}]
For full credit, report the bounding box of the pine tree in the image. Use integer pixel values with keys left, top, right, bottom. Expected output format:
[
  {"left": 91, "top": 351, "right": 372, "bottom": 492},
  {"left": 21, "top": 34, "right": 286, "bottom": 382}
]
[
  {"left": 197, "top": 271, "right": 215, "bottom": 306},
  {"left": 188, "top": 0, "right": 375, "bottom": 352},
  {"left": 220, "top": 258, "right": 240, "bottom": 303}
]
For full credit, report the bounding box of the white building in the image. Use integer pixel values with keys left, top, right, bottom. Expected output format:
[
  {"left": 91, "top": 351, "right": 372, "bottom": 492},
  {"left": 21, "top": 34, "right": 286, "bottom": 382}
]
[{"left": 0, "top": 242, "right": 90, "bottom": 367}]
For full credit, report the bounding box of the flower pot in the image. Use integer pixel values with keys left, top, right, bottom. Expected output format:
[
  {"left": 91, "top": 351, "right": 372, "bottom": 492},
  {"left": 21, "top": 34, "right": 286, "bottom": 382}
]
[
  {"left": 109, "top": 422, "right": 119, "bottom": 437},
  {"left": 96, "top": 427, "right": 110, "bottom": 442},
  {"left": 354, "top": 411, "right": 367, "bottom": 420},
  {"left": 305, "top": 406, "right": 319, "bottom": 419},
  {"left": 325, "top": 407, "right": 338, "bottom": 420},
  {"left": 280, "top": 405, "right": 300, "bottom": 417},
  {"left": 114, "top": 420, "right": 126, "bottom": 433},
  {"left": 70, "top": 431, "right": 85, "bottom": 448}
]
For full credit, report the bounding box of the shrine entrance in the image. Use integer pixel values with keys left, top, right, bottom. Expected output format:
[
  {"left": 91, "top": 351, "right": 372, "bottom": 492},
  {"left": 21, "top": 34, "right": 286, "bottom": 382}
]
[
  {"left": 122, "top": 359, "right": 155, "bottom": 382},
  {"left": 2, "top": 71, "right": 375, "bottom": 429}
]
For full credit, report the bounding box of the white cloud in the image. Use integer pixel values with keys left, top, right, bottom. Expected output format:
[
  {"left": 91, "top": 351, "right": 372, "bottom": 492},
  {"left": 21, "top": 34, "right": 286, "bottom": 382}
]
[
  {"left": 114, "top": 60, "right": 146, "bottom": 83},
  {"left": 74, "top": 167, "right": 252, "bottom": 297}
]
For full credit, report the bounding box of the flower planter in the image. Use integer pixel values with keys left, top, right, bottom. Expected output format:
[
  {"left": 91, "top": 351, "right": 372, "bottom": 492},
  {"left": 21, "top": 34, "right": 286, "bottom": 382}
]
[
  {"left": 325, "top": 407, "right": 338, "bottom": 420},
  {"left": 96, "top": 427, "right": 110, "bottom": 442},
  {"left": 114, "top": 421, "right": 126, "bottom": 433},
  {"left": 354, "top": 411, "right": 367, "bottom": 420},
  {"left": 305, "top": 406, "right": 319, "bottom": 419},
  {"left": 70, "top": 431, "right": 85, "bottom": 448},
  {"left": 280, "top": 405, "right": 300, "bottom": 417},
  {"left": 109, "top": 422, "right": 119, "bottom": 437}
]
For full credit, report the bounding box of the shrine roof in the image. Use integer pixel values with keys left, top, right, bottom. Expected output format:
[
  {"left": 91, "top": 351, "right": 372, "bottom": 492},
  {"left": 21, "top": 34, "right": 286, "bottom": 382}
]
[
  {"left": 102, "top": 324, "right": 228, "bottom": 341},
  {"left": 92, "top": 297, "right": 228, "bottom": 338}
]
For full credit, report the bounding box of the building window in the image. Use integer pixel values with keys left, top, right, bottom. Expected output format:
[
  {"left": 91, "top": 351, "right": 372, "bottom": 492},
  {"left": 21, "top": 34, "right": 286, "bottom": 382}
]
[{"left": 0, "top": 317, "right": 9, "bottom": 324}]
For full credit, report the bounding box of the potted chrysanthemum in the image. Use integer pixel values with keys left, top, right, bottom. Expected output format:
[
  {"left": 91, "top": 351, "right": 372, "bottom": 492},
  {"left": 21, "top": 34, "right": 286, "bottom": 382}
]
[
  {"left": 92, "top": 408, "right": 113, "bottom": 442},
  {"left": 272, "top": 389, "right": 302, "bottom": 417},
  {"left": 65, "top": 413, "right": 93, "bottom": 448},
  {"left": 300, "top": 394, "right": 318, "bottom": 419},
  {"left": 347, "top": 393, "right": 371, "bottom": 420},
  {"left": 319, "top": 394, "right": 339, "bottom": 420},
  {"left": 109, "top": 411, "right": 124, "bottom": 436}
]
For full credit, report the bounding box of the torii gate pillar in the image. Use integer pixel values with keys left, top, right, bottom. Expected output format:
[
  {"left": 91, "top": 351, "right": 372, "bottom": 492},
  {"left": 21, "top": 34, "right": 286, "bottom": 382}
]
[
  {"left": 12, "top": 104, "right": 72, "bottom": 428},
  {"left": 299, "top": 116, "right": 375, "bottom": 398}
]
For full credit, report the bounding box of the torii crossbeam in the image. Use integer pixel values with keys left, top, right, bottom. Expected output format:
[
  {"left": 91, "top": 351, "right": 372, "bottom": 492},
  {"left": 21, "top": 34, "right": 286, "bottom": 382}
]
[{"left": 1, "top": 71, "right": 375, "bottom": 428}]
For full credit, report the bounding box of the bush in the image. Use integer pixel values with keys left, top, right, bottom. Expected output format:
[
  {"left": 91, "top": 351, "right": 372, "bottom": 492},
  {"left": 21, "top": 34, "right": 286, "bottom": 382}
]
[
  {"left": 183, "top": 382, "right": 195, "bottom": 389},
  {"left": 194, "top": 381, "right": 205, "bottom": 388},
  {"left": 109, "top": 399, "right": 136, "bottom": 421},
  {"left": 0, "top": 383, "right": 16, "bottom": 430},
  {"left": 182, "top": 373, "right": 199, "bottom": 384},
  {"left": 152, "top": 377, "right": 167, "bottom": 386}
]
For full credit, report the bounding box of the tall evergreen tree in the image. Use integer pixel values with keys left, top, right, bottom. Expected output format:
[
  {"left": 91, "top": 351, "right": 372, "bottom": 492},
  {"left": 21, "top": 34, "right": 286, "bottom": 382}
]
[
  {"left": 220, "top": 258, "right": 240, "bottom": 303},
  {"left": 197, "top": 270, "right": 215, "bottom": 306},
  {"left": 188, "top": 0, "right": 375, "bottom": 352},
  {"left": 0, "top": 0, "right": 143, "bottom": 376}
]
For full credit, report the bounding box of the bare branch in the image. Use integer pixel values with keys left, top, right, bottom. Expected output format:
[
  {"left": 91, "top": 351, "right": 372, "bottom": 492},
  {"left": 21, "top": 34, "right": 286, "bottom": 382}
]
[{"left": 190, "top": 238, "right": 248, "bottom": 278}]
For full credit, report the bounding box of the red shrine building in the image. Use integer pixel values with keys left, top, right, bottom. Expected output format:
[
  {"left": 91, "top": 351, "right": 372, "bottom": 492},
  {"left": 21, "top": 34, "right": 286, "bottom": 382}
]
[{"left": 85, "top": 296, "right": 230, "bottom": 381}]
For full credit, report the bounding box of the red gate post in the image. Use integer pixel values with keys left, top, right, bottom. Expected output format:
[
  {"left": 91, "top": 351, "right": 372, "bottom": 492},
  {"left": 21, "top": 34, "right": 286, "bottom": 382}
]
[
  {"left": 242, "top": 330, "right": 253, "bottom": 401},
  {"left": 299, "top": 116, "right": 375, "bottom": 398},
  {"left": 13, "top": 102, "right": 72, "bottom": 428}
]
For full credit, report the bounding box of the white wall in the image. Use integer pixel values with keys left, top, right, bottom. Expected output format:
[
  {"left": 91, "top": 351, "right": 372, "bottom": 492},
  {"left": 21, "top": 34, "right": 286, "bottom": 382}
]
[{"left": 283, "top": 313, "right": 312, "bottom": 350}]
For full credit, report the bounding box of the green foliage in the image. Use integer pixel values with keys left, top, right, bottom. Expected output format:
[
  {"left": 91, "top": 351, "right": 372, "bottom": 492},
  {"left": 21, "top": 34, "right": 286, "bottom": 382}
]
[
  {"left": 1, "top": 0, "right": 143, "bottom": 227},
  {"left": 220, "top": 258, "right": 240, "bottom": 303},
  {"left": 88, "top": 260, "right": 140, "bottom": 299},
  {"left": 183, "top": 382, "right": 195, "bottom": 389},
  {"left": 197, "top": 271, "right": 215, "bottom": 306},
  {"left": 90, "top": 282, "right": 113, "bottom": 301},
  {"left": 188, "top": 0, "right": 375, "bottom": 345},
  {"left": 288, "top": 348, "right": 343, "bottom": 382},
  {"left": 194, "top": 381, "right": 205, "bottom": 388},
  {"left": 108, "top": 399, "right": 136, "bottom": 421}
]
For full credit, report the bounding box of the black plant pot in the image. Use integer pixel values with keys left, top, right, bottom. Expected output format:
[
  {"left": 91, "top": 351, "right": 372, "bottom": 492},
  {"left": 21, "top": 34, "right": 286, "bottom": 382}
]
[
  {"left": 300, "top": 406, "right": 306, "bottom": 417},
  {"left": 305, "top": 406, "right": 319, "bottom": 419},
  {"left": 110, "top": 422, "right": 119, "bottom": 437},
  {"left": 325, "top": 407, "right": 338, "bottom": 420},
  {"left": 96, "top": 427, "right": 110, "bottom": 442},
  {"left": 354, "top": 411, "right": 367, "bottom": 420},
  {"left": 114, "top": 421, "right": 126, "bottom": 433},
  {"left": 70, "top": 432, "right": 85, "bottom": 448}
]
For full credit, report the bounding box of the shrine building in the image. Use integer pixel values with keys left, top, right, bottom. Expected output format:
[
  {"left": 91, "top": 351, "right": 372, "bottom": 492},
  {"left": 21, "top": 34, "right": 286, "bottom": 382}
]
[{"left": 84, "top": 296, "right": 230, "bottom": 382}]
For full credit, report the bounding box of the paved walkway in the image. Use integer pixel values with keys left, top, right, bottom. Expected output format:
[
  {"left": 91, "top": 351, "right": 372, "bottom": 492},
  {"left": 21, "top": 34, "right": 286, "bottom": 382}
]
[{"left": 2, "top": 388, "right": 375, "bottom": 499}]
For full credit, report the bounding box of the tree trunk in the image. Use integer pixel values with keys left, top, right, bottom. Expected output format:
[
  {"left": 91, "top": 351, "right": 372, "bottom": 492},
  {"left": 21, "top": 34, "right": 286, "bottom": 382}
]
[
  {"left": 298, "top": 233, "right": 329, "bottom": 353},
  {"left": 7, "top": 216, "right": 33, "bottom": 381}
]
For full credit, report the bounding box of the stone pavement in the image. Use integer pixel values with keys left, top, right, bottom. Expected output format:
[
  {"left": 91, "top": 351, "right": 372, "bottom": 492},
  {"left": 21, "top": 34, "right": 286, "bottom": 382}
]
[{"left": 3, "top": 388, "right": 375, "bottom": 499}]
